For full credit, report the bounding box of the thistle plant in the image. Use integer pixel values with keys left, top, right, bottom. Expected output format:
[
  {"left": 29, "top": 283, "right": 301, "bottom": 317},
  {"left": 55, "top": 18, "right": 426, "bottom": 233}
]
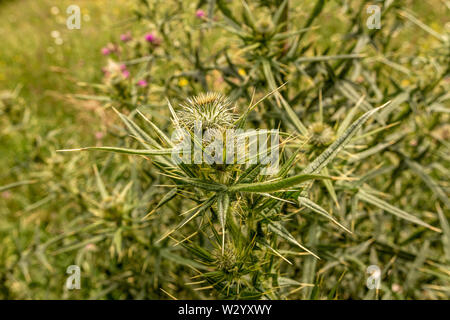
[
  {"left": 52, "top": 0, "right": 448, "bottom": 299},
  {"left": 58, "top": 87, "right": 444, "bottom": 299},
  {"left": 2, "top": 0, "right": 448, "bottom": 300}
]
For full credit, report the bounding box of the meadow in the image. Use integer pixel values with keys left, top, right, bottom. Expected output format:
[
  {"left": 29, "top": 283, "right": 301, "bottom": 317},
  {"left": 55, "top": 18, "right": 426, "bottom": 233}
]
[{"left": 0, "top": 0, "right": 449, "bottom": 300}]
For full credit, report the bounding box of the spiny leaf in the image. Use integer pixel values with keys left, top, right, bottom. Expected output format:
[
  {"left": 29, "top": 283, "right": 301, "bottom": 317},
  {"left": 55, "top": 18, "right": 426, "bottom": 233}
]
[
  {"left": 93, "top": 165, "right": 108, "bottom": 200},
  {"left": 277, "top": 148, "right": 301, "bottom": 178},
  {"left": 57, "top": 146, "right": 173, "bottom": 156},
  {"left": 0, "top": 180, "right": 37, "bottom": 192},
  {"left": 217, "top": 192, "right": 230, "bottom": 254},
  {"left": 262, "top": 60, "right": 309, "bottom": 135},
  {"left": 158, "top": 195, "right": 217, "bottom": 242},
  {"left": 52, "top": 235, "right": 106, "bottom": 255},
  {"left": 112, "top": 228, "right": 123, "bottom": 256},
  {"left": 336, "top": 95, "right": 365, "bottom": 137},
  {"left": 161, "top": 250, "right": 208, "bottom": 270},
  {"left": 112, "top": 107, "right": 159, "bottom": 148},
  {"left": 167, "top": 98, "right": 181, "bottom": 129},
  {"left": 357, "top": 189, "right": 441, "bottom": 232},
  {"left": 174, "top": 177, "right": 227, "bottom": 192},
  {"left": 302, "top": 223, "right": 321, "bottom": 299},
  {"left": 399, "top": 10, "right": 447, "bottom": 42},
  {"left": 296, "top": 53, "right": 363, "bottom": 63},
  {"left": 406, "top": 159, "right": 449, "bottom": 208},
  {"left": 241, "top": 0, "right": 256, "bottom": 30},
  {"left": 216, "top": 0, "right": 241, "bottom": 29},
  {"left": 302, "top": 101, "right": 391, "bottom": 174},
  {"left": 268, "top": 222, "right": 319, "bottom": 259},
  {"left": 404, "top": 241, "right": 430, "bottom": 291},
  {"left": 234, "top": 82, "right": 288, "bottom": 129},
  {"left": 436, "top": 204, "right": 450, "bottom": 262},
  {"left": 320, "top": 167, "right": 339, "bottom": 208},
  {"left": 298, "top": 196, "right": 351, "bottom": 234},
  {"left": 228, "top": 174, "right": 330, "bottom": 193},
  {"left": 236, "top": 163, "right": 263, "bottom": 183},
  {"left": 137, "top": 109, "right": 174, "bottom": 147},
  {"left": 272, "top": 0, "right": 288, "bottom": 26},
  {"left": 142, "top": 188, "right": 178, "bottom": 220},
  {"left": 304, "top": 0, "right": 325, "bottom": 29},
  {"left": 259, "top": 241, "right": 292, "bottom": 265},
  {"left": 347, "top": 140, "right": 397, "bottom": 163}
]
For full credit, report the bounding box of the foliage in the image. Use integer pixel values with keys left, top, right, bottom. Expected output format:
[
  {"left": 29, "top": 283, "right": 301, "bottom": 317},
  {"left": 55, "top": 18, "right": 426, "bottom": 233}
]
[{"left": 1, "top": 0, "right": 449, "bottom": 299}]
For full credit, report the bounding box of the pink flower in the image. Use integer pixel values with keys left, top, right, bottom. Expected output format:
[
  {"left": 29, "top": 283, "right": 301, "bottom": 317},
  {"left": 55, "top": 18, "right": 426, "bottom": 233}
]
[
  {"left": 120, "top": 32, "right": 132, "bottom": 42},
  {"left": 85, "top": 243, "right": 98, "bottom": 251},
  {"left": 137, "top": 79, "right": 148, "bottom": 87},
  {"left": 101, "top": 47, "right": 111, "bottom": 55},
  {"left": 119, "top": 64, "right": 130, "bottom": 78},
  {"left": 102, "top": 43, "right": 120, "bottom": 56},
  {"left": 95, "top": 132, "right": 104, "bottom": 140},
  {"left": 122, "top": 70, "right": 130, "bottom": 79},
  {"left": 196, "top": 9, "right": 205, "bottom": 19},
  {"left": 145, "top": 33, "right": 161, "bottom": 46},
  {"left": 1, "top": 191, "right": 11, "bottom": 199},
  {"left": 145, "top": 32, "right": 156, "bottom": 42}
]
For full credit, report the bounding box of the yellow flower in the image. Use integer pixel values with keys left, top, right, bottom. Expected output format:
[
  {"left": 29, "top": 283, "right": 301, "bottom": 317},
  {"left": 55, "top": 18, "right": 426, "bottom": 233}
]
[
  {"left": 401, "top": 79, "right": 410, "bottom": 87},
  {"left": 238, "top": 68, "right": 246, "bottom": 77},
  {"left": 178, "top": 78, "right": 189, "bottom": 87},
  {"left": 430, "top": 22, "right": 442, "bottom": 33}
]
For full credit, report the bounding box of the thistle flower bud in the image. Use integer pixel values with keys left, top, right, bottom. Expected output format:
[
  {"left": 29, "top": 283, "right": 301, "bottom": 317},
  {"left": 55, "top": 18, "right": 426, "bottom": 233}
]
[
  {"left": 308, "top": 122, "right": 334, "bottom": 146},
  {"left": 255, "top": 18, "right": 274, "bottom": 36},
  {"left": 215, "top": 246, "right": 237, "bottom": 273},
  {"left": 177, "top": 92, "right": 236, "bottom": 131}
]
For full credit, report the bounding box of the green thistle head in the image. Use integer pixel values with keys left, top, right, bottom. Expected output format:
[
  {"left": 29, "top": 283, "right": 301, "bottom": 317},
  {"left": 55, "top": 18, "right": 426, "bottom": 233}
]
[
  {"left": 308, "top": 122, "right": 334, "bottom": 146},
  {"left": 177, "top": 92, "right": 236, "bottom": 131},
  {"left": 215, "top": 246, "right": 238, "bottom": 273},
  {"left": 255, "top": 17, "right": 274, "bottom": 36}
]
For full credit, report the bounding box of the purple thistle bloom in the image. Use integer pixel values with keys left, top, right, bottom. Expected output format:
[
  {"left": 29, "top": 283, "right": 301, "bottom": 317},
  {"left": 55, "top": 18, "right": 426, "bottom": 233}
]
[
  {"left": 137, "top": 79, "right": 148, "bottom": 87},
  {"left": 122, "top": 70, "right": 130, "bottom": 79},
  {"left": 196, "top": 9, "right": 206, "bottom": 19},
  {"left": 145, "top": 33, "right": 156, "bottom": 43},
  {"left": 1, "top": 191, "right": 11, "bottom": 199},
  {"left": 120, "top": 32, "right": 132, "bottom": 42},
  {"left": 101, "top": 47, "right": 111, "bottom": 55}
]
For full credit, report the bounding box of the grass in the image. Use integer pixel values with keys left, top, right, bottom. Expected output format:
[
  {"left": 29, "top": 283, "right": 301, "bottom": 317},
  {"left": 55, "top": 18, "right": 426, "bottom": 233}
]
[{"left": 0, "top": 0, "right": 137, "bottom": 299}]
